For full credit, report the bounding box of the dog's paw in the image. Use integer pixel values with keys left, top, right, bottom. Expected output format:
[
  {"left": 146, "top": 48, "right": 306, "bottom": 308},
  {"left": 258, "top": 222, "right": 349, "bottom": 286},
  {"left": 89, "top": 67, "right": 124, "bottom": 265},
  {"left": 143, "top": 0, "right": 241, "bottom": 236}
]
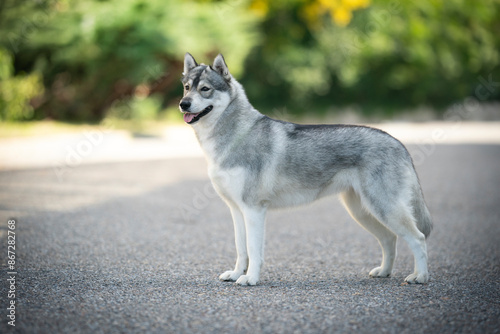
[
  {"left": 219, "top": 271, "right": 243, "bottom": 282},
  {"left": 235, "top": 275, "right": 258, "bottom": 286},
  {"left": 369, "top": 266, "right": 391, "bottom": 278},
  {"left": 404, "top": 272, "right": 429, "bottom": 284}
]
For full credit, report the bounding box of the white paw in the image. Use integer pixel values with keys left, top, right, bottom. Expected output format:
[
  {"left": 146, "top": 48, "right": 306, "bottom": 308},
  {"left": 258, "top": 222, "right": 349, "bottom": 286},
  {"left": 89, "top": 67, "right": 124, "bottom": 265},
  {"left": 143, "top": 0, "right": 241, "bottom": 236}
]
[
  {"left": 404, "top": 272, "right": 429, "bottom": 284},
  {"left": 235, "top": 274, "right": 259, "bottom": 286},
  {"left": 369, "top": 266, "right": 391, "bottom": 278},
  {"left": 219, "top": 271, "right": 243, "bottom": 282}
]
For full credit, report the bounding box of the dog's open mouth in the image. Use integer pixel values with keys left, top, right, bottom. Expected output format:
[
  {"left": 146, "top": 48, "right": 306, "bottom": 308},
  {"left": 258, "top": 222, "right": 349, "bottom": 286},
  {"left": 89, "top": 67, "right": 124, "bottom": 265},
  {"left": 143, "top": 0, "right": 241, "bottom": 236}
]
[{"left": 183, "top": 105, "right": 213, "bottom": 124}]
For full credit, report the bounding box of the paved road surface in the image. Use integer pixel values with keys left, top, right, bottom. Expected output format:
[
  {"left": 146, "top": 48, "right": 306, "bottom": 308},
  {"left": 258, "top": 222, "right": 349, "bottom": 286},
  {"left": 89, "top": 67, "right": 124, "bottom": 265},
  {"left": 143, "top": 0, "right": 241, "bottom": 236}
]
[{"left": 0, "top": 138, "right": 499, "bottom": 333}]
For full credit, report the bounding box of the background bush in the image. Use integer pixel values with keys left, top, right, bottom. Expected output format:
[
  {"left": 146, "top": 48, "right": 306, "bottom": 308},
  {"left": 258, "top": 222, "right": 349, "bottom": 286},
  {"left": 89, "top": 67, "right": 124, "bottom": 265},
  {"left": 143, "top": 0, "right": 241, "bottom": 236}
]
[
  {"left": 0, "top": 0, "right": 499, "bottom": 122},
  {"left": 242, "top": 0, "right": 500, "bottom": 113}
]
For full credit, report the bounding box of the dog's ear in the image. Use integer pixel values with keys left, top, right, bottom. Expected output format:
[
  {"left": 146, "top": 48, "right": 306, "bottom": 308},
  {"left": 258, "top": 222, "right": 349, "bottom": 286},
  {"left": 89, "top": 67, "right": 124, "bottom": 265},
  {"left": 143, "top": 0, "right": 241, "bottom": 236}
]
[
  {"left": 183, "top": 53, "right": 198, "bottom": 75},
  {"left": 213, "top": 54, "right": 231, "bottom": 81}
]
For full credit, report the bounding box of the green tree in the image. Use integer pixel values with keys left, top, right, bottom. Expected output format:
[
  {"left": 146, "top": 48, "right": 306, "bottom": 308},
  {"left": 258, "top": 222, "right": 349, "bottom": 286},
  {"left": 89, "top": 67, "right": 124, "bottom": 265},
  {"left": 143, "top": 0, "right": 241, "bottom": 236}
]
[
  {"left": 2, "top": 0, "right": 499, "bottom": 122},
  {"left": 1, "top": 0, "right": 260, "bottom": 121},
  {"left": 0, "top": 48, "right": 44, "bottom": 121},
  {"left": 242, "top": 0, "right": 500, "bottom": 113}
]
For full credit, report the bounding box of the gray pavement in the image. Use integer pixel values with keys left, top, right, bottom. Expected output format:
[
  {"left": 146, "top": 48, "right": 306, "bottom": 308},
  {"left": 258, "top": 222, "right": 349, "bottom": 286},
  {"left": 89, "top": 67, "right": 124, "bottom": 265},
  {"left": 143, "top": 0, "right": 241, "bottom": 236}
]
[{"left": 0, "top": 144, "right": 499, "bottom": 333}]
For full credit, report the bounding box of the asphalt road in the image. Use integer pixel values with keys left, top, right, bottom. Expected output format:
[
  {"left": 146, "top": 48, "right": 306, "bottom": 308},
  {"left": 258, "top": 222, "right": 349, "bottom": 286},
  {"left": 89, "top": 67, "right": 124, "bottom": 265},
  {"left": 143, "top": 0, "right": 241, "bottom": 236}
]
[{"left": 0, "top": 144, "right": 499, "bottom": 333}]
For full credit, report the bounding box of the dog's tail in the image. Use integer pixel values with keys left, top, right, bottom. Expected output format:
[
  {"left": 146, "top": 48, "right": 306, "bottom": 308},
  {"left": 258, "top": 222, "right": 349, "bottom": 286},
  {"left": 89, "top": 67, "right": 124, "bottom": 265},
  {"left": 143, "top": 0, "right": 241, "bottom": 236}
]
[{"left": 412, "top": 185, "right": 433, "bottom": 239}]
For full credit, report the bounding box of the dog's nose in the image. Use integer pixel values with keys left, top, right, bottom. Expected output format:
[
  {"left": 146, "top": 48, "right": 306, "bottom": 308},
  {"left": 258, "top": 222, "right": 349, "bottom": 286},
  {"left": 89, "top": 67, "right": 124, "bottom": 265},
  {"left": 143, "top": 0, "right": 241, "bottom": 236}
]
[{"left": 180, "top": 101, "right": 191, "bottom": 111}]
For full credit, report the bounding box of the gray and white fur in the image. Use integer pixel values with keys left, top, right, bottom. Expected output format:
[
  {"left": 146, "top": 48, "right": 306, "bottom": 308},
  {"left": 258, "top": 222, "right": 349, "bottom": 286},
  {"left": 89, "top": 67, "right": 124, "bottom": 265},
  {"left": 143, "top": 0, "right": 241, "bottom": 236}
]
[{"left": 179, "top": 53, "right": 432, "bottom": 286}]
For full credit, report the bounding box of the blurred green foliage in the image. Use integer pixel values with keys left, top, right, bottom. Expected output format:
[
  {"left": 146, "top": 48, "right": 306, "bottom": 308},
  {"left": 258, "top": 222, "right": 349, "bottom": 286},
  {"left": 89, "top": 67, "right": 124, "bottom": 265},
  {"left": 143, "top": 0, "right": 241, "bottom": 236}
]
[
  {"left": 0, "top": 0, "right": 499, "bottom": 122},
  {"left": 0, "top": 48, "right": 44, "bottom": 120},
  {"left": 0, "top": 0, "right": 259, "bottom": 121},
  {"left": 243, "top": 0, "right": 500, "bottom": 113}
]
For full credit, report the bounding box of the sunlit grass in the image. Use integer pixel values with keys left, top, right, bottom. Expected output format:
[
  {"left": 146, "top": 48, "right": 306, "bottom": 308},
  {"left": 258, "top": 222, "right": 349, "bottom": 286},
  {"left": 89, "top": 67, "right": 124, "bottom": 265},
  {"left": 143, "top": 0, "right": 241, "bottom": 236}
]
[
  {"left": 0, "top": 108, "right": 185, "bottom": 139},
  {"left": 0, "top": 120, "right": 96, "bottom": 138}
]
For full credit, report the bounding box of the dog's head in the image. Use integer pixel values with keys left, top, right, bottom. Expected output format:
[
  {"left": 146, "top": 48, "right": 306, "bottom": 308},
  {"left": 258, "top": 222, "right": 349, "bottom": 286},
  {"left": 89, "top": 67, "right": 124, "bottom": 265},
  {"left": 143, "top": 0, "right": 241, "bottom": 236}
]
[{"left": 179, "top": 53, "right": 232, "bottom": 125}]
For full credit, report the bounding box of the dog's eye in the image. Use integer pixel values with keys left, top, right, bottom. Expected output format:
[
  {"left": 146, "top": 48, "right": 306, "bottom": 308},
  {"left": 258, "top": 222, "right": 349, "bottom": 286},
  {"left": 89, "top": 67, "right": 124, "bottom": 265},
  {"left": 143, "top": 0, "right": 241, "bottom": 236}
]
[
  {"left": 184, "top": 85, "right": 190, "bottom": 90},
  {"left": 201, "top": 86, "right": 210, "bottom": 92}
]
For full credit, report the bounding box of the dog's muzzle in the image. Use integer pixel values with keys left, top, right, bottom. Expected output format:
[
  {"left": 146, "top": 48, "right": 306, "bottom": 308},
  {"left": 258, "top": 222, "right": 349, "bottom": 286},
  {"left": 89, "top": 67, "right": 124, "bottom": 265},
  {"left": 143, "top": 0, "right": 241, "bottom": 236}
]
[
  {"left": 179, "top": 97, "right": 213, "bottom": 124},
  {"left": 180, "top": 100, "right": 191, "bottom": 111},
  {"left": 181, "top": 105, "right": 213, "bottom": 124}
]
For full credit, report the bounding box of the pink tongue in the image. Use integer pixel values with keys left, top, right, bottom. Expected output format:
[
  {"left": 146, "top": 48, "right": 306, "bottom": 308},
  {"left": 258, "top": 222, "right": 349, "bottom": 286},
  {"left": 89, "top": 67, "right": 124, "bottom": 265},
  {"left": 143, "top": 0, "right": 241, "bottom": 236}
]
[{"left": 183, "top": 113, "right": 199, "bottom": 123}]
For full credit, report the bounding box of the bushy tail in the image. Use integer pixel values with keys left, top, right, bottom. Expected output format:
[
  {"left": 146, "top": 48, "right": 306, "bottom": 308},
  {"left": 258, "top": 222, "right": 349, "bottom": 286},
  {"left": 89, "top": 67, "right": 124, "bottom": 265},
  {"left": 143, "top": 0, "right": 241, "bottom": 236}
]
[{"left": 412, "top": 185, "right": 433, "bottom": 238}]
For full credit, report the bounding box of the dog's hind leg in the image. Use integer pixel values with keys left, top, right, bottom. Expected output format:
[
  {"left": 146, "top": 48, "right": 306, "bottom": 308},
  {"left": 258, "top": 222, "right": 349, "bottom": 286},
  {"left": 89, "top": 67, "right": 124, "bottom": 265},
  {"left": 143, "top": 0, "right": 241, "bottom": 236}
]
[
  {"left": 341, "top": 189, "right": 397, "bottom": 278},
  {"left": 363, "top": 195, "right": 429, "bottom": 284},
  {"left": 219, "top": 204, "right": 248, "bottom": 282},
  {"left": 384, "top": 209, "right": 428, "bottom": 284}
]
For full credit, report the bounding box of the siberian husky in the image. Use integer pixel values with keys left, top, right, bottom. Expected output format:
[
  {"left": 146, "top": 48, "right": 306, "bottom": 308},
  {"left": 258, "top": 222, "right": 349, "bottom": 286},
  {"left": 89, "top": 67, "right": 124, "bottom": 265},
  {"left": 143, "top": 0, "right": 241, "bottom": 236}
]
[{"left": 179, "top": 53, "right": 432, "bottom": 286}]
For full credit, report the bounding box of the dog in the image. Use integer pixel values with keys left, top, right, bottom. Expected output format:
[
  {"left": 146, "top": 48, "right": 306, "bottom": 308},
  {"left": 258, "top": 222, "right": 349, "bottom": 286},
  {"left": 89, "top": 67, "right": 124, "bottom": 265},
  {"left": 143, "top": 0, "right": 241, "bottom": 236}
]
[{"left": 179, "top": 53, "right": 432, "bottom": 286}]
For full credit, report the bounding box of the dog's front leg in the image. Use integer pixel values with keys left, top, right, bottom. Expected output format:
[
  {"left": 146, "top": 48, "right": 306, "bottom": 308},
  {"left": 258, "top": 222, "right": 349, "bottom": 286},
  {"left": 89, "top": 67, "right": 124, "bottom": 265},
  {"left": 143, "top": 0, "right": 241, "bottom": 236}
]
[
  {"left": 235, "top": 206, "right": 267, "bottom": 286},
  {"left": 219, "top": 205, "right": 248, "bottom": 282}
]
